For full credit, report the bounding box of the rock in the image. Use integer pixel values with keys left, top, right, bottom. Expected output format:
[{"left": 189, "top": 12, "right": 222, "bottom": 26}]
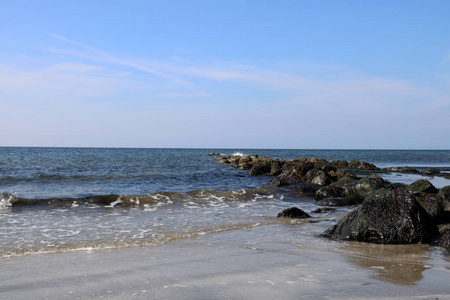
[
  {"left": 239, "top": 162, "right": 253, "bottom": 170},
  {"left": 270, "top": 160, "right": 284, "bottom": 176},
  {"left": 348, "top": 160, "right": 379, "bottom": 170},
  {"left": 290, "top": 183, "right": 321, "bottom": 197},
  {"left": 323, "top": 188, "right": 439, "bottom": 244},
  {"left": 238, "top": 155, "right": 252, "bottom": 164},
  {"left": 311, "top": 174, "right": 330, "bottom": 186},
  {"left": 219, "top": 158, "right": 230, "bottom": 164},
  {"left": 317, "top": 197, "right": 356, "bottom": 206},
  {"left": 248, "top": 163, "right": 272, "bottom": 176},
  {"left": 422, "top": 168, "right": 440, "bottom": 175},
  {"left": 331, "top": 160, "right": 348, "bottom": 168},
  {"left": 438, "top": 224, "right": 450, "bottom": 247},
  {"left": 312, "top": 207, "right": 336, "bottom": 213},
  {"left": 343, "top": 177, "right": 385, "bottom": 204},
  {"left": 415, "top": 195, "right": 449, "bottom": 225},
  {"left": 383, "top": 166, "right": 419, "bottom": 173},
  {"left": 407, "top": 179, "right": 438, "bottom": 195},
  {"left": 277, "top": 207, "right": 311, "bottom": 219},
  {"left": 316, "top": 186, "right": 345, "bottom": 201}
]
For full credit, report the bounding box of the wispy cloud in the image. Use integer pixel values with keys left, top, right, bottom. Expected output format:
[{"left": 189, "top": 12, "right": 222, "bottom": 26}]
[{"left": 46, "top": 32, "right": 211, "bottom": 98}]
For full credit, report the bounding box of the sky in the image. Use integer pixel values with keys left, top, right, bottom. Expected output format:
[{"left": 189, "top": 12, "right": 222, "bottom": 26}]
[{"left": 1, "top": 0, "right": 449, "bottom": 149}]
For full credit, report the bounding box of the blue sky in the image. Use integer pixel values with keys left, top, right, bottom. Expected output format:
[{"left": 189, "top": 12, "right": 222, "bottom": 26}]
[{"left": 1, "top": 0, "right": 449, "bottom": 149}]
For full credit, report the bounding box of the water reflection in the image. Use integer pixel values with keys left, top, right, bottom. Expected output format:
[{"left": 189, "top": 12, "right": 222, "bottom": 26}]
[{"left": 340, "top": 242, "right": 432, "bottom": 286}]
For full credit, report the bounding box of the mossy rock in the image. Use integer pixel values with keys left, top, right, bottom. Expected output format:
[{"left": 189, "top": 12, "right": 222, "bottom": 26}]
[{"left": 407, "top": 179, "right": 438, "bottom": 195}]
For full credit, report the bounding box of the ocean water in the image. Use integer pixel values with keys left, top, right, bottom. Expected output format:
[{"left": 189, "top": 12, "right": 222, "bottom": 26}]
[{"left": 1, "top": 147, "right": 449, "bottom": 259}]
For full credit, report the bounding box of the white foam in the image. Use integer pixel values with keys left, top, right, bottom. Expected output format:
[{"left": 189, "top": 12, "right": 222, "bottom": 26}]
[
  {"left": 0, "top": 194, "right": 14, "bottom": 212},
  {"left": 232, "top": 152, "right": 245, "bottom": 157}
]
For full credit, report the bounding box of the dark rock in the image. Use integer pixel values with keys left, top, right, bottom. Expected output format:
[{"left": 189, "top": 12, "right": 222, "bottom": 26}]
[
  {"left": 323, "top": 188, "right": 439, "bottom": 244},
  {"left": 312, "top": 207, "right": 336, "bottom": 213},
  {"left": 290, "top": 183, "right": 321, "bottom": 196},
  {"left": 317, "top": 197, "right": 356, "bottom": 206},
  {"left": 422, "top": 168, "right": 440, "bottom": 175},
  {"left": 239, "top": 162, "right": 253, "bottom": 170},
  {"left": 311, "top": 174, "right": 331, "bottom": 186},
  {"left": 277, "top": 207, "right": 311, "bottom": 219},
  {"left": 348, "top": 160, "right": 379, "bottom": 170},
  {"left": 238, "top": 155, "right": 252, "bottom": 164},
  {"left": 415, "top": 195, "right": 449, "bottom": 225},
  {"left": 248, "top": 163, "right": 272, "bottom": 176},
  {"left": 407, "top": 179, "right": 438, "bottom": 195},
  {"left": 383, "top": 166, "right": 419, "bottom": 173},
  {"left": 331, "top": 160, "right": 348, "bottom": 167},
  {"left": 270, "top": 160, "right": 284, "bottom": 176},
  {"left": 343, "top": 177, "right": 385, "bottom": 204},
  {"left": 316, "top": 186, "right": 345, "bottom": 201},
  {"left": 438, "top": 224, "right": 450, "bottom": 247}
]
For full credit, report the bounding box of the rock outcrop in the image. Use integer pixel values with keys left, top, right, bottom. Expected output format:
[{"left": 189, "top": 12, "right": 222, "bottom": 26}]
[{"left": 323, "top": 188, "right": 439, "bottom": 244}]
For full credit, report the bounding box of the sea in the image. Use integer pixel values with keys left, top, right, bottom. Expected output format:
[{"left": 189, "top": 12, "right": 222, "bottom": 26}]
[{"left": 1, "top": 147, "right": 450, "bottom": 259}]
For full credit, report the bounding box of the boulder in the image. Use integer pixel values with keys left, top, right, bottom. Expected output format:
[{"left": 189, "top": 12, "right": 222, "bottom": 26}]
[
  {"left": 383, "top": 166, "right": 419, "bottom": 173},
  {"left": 312, "top": 207, "right": 336, "bottom": 213},
  {"left": 289, "top": 183, "right": 321, "bottom": 197},
  {"left": 438, "top": 224, "right": 450, "bottom": 247},
  {"left": 407, "top": 179, "right": 438, "bottom": 195},
  {"left": 316, "top": 185, "right": 345, "bottom": 201},
  {"left": 248, "top": 163, "right": 272, "bottom": 176},
  {"left": 344, "top": 177, "right": 385, "bottom": 204},
  {"left": 323, "top": 188, "right": 439, "bottom": 244},
  {"left": 422, "top": 168, "right": 440, "bottom": 175},
  {"left": 317, "top": 197, "right": 356, "bottom": 206},
  {"left": 277, "top": 207, "right": 311, "bottom": 219}
]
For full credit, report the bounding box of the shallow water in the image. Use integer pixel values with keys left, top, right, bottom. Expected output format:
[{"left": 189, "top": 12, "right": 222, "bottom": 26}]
[{"left": 0, "top": 147, "right": 449, "bottom": 258}]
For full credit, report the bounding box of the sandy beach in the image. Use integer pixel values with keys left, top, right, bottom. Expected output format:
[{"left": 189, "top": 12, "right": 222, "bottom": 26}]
[{"left": 2, "top": 222, "right": 449, "bottom": 300}]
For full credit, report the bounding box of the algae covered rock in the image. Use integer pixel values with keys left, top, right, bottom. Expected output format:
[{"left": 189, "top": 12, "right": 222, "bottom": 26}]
[
  {"left": 277, "top": 207, "right": 311, "bottom": 219},
  {"left": 315, "top": 185, "right": 345, "bottom": 201},
  {"left": 323, "top": 188, "right": 439, "bottom": 244},
  {"left": 407, "top": 179, "right": 438, "bottom": 195}
]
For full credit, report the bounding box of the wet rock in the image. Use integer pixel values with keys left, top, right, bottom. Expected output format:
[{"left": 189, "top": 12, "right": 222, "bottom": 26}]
[
  {"left": 407, "top": 179, "right": 438, "bottom": 195},
  {"left": 311, "top": 174, "right": 331, "bottom": 186},
  {"left": 323, "top": 188, "right": 439, "bottom": 244},
  {"left": 270, "top": 160, "right": 284, "bottom": 176},
  {"left": 248, "top": 162, "right": 272, "bottom": 176},
  {"left": 348, "top": 160, "right": 379, "bottom": 170},
  {"left": 383, "top": 166, "right": 419, "bottom": 173},
  {"left": 239, "top": 162, "right": 253, "bottom": 170},
  {"left": 415, "top": 195, "right": 449, "bottom": 225},
  {"left": 277, "top": 207, "right": 311, "bottom": 219},
  {"left": 343, "top": 177, "right": 385, "bottom": 204},
  {"left": 312, "top": 207, "right": 336, "bottom": 213},
  {"left": 331, "top": 160, "right": 348, "bottom": 168},
  {"left": 317, "top": 197, "right": 356, "bottom": 206},
  {"left": 422, "top": 168, "right": 440, "bottom": 175},
  {"left": 316, "top": 186, "right": 345, "bottom": 201},
  {"left": 438, "top": 224, "right": 450, "bottom": 247},
  {"left": 238, "top": 155, "right": 252, "bottom": 164},
  {"left": 290, "top": 183, "right": 321, "bottom": 197}
]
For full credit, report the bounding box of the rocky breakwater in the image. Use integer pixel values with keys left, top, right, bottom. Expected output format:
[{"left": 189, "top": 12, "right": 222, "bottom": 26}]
[{"left": 209, "top": 153, "right": 450, "bottom": 247}]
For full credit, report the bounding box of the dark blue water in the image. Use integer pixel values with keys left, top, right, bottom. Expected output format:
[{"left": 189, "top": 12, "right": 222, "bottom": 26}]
[{"left": 1, "top": 147, "right": 449, "bottom": 199}]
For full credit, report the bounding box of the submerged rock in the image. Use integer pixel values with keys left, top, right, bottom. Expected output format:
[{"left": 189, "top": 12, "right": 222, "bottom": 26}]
[
  {"left": 312, "top": 207, "right": 336, "bottom": 213},
  {"left": 323, "top": 188, "right": 439, "bottom": 244},
  {"left": 277, "top": 207, "right": 311, "bottom": 219}
]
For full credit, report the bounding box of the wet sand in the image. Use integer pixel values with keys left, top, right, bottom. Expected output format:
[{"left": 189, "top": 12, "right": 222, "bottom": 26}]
[{"left": 1, "top": 224, "right": 450, "bottom": 300}]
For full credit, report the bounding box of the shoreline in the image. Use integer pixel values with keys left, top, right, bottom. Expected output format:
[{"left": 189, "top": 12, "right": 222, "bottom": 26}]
[{"left": 1, "top": 224, "right": 449, "bottom": 299}]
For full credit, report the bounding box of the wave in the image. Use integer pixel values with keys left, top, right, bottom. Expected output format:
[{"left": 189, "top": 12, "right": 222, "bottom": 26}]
[
  {"left": 1, "top": 187, "right": 277, "bottom": 211},
  {"left": 0, "top": 221, "right": 279, "bottom": 259}
]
